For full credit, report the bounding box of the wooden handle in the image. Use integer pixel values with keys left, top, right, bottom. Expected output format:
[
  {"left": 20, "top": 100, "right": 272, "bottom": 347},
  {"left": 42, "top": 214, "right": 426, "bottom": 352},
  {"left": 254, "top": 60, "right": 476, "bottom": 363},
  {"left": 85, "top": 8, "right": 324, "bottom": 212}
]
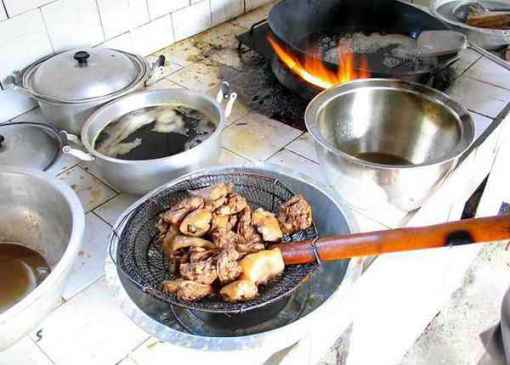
[
  {"left": 466, "top": 13, "right": 510, "bottom": 28},
  {"left": 273, "top": 215, "right": 510, "bottom": 265}
]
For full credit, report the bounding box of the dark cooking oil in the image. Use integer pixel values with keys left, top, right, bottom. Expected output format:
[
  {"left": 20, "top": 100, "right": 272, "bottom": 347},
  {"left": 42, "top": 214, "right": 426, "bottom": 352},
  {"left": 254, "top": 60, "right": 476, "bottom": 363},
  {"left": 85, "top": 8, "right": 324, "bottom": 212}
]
[
  {"left": 95, "top": 105, "right": 216, "bottom": 160},
  {"left": 356, "top": 152, "right": 413, "bottom": 165},
  {"left": 0, "top": 243, "right": 50, "bottom": 313}
]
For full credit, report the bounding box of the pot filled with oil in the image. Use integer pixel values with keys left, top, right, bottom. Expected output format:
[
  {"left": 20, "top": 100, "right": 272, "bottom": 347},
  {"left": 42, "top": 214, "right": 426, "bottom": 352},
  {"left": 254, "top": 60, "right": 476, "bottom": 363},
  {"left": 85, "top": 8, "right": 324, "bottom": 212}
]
[
  {"left": 0, "top": 168, "right": 85, "bottom": 350},
  {"left": 77, "top": 88, "right": 234, "bottom": 195}
]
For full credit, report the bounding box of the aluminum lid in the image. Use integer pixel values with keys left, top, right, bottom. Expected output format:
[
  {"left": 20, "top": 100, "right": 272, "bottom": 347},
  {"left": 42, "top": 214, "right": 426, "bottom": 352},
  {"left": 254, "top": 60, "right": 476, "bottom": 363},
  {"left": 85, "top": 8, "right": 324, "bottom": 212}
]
[
  {"left": 24, "top": 48, "right": 142, "bottom": 102},
  {"left": 0, "top": 122, "right": 62, "bottom": 171}
]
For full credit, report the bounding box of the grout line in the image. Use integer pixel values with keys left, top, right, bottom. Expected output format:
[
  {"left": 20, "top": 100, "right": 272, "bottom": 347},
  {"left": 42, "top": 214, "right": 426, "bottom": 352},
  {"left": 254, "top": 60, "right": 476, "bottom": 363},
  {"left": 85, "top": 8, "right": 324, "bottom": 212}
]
[
  {"left": 221, "top": 146, "right": 253, "bottom": 163},
  {"left": 94, "top": 0, "right": 107, "bottom": 42},
  {"left": 92, "top": 210, "right": 114, "bottom": 228},
  {"left": 283, "top": 147, "right": 319, "bottom": 164},
  {"left": 39, "top": 7, "right": 55, "bottom": 52},
  {"left": 32, "top": 337, "right": 56, "bottom": 365},
  {"left": 62, "top": 274, "right": 105, "bottom": 302},
  {"left": 1, "top": 0, "right": 8, "bottom": 18},
  {"left": 91, "top": 193, "right": 121, "bottom": 219},
  {"left": 78, "top": 163, "right": 120, "bottom": 193}
]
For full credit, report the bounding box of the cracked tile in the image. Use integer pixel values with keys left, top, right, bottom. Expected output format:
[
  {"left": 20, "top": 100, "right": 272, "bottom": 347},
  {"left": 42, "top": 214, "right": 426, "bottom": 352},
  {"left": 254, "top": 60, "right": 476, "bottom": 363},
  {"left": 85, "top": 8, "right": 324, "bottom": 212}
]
[
  {"left": 218, "top": 147, "right": 252, "bottom": 165},
  {"left": 268, "top": 149, "right": 326, "bottom": 184},
  {"left": 285, "top": 132, "right": 318, "bottom": 162}
]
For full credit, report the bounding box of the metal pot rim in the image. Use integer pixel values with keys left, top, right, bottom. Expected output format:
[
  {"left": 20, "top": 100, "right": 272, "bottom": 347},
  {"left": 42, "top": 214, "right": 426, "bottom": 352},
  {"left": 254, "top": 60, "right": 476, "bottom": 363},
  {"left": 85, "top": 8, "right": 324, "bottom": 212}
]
[
  {"left": 304, "top": 78, "right": 475, "bottom": 169},
  {"left": 430, "top": 0, "right": 510, "bottom": 36},
  {"left": 19, "top": 50, "right": 151, "bottom": 105},
  {"left": 80, "top": 88, "right": 226, "bottom": 165},
  {"left": 0, "top": 167, "right": 85, "bottom": 320}
]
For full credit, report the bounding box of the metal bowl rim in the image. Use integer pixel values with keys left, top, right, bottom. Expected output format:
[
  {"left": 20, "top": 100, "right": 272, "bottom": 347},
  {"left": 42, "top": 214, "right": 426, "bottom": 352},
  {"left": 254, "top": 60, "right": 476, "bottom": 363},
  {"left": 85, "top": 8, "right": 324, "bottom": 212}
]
[
  {"left": 304, "top": 78, "right": 475, "bottom": 169},
  {"left": 430, "top": 0, "right": 510, "bottom": 36},
  {"left": 0, "top": 167, "right": 85, "bottom": 320},
  {"left": 80, "top": 88, "right": 226, "bottom": 165}
]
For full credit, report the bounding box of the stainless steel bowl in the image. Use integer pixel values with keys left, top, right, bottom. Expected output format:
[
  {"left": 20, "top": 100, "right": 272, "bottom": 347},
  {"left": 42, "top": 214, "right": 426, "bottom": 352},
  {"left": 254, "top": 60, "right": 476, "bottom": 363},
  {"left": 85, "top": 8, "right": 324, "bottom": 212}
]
[
  {"left": 0, "top": 168, "right": 85, "bottom": 350},
  {"left": 431, "top": 0, "right": 510, "bottom": 49},
  {"left": 305, "top": 79, "right": 475, "bottom": 212},
  {"left": 79, "top": 88, "right": 230, "bottom": 195}
]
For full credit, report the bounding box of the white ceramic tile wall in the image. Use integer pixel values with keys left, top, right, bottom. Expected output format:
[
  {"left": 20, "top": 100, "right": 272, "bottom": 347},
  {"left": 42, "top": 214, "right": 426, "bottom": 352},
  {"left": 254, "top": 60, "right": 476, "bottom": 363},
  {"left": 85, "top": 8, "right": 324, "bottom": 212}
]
[
  {"left": 2, "top": 0, "right": 53, "bottom": 17},
  {"left": 172, "top": 0, "right": 211, "bottom": 42},
  {"left": 211, "top": 0, "right": 244, "bottom": 26},
  {"left": 42, "top": 0, "right": 104, "bottom": 51},
  {"left": 0, "top": 9, "right": 53, "bottom": 81},
  {"left": 131, "top": 14, "right": 175, "bottom": 57},
  {"left": 97, "top": 0, "right": 149, "bottom": 39},
  {"left": 147, "top": 0, "right": 188, "bottom": 19},
  {"left": 0, "top": 0, "right": 267, "bottom": 123}
]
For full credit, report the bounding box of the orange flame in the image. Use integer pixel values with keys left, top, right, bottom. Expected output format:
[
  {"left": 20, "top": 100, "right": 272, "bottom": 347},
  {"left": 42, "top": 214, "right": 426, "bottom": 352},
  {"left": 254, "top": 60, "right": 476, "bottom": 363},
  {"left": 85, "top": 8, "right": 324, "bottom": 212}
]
[{"left": 267, "top": 34, "right": 370, "bottom": 89}]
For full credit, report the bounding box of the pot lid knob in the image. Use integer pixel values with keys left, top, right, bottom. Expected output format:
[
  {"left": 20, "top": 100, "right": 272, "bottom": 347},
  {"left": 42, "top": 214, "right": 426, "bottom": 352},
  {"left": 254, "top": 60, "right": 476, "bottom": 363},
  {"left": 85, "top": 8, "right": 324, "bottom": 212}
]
[
  {"left": 74, "top": 51, "right": 90, "bottom": 66},
  {"left": 0, "top": 134, "right": 4, "bottom": 148}
]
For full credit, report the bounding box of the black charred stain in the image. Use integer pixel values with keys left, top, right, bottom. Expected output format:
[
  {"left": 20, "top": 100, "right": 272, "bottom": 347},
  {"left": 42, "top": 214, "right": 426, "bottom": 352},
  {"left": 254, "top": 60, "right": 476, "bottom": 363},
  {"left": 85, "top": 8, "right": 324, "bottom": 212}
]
[{"left": 446, "top": 230, "right": 474, "bottom": 246}]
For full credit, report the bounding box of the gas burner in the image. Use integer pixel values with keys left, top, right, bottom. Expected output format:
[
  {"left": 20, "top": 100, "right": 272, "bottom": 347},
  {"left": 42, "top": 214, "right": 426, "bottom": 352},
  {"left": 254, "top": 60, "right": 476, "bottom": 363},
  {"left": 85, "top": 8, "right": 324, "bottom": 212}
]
[{"left": 231, "top": 20, "right": 455, "bottom": 129}]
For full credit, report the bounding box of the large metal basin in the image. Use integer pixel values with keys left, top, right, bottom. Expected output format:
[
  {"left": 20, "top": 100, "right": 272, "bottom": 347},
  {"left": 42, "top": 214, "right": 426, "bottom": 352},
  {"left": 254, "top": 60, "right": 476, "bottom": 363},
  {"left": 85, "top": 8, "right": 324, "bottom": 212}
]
[
  {"left": 0, "top": 168, "right": 85, "bottom": 351},
  {"left": 305, "top": 79, "right": 475, "bottom": 212}
]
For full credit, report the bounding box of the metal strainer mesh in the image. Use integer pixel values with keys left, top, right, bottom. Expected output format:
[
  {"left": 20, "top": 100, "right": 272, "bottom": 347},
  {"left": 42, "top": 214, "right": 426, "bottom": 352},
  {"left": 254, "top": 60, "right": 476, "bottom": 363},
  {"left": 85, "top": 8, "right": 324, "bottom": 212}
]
[{"left": 114, "top": 172, "right": 318, "bottom": 314}]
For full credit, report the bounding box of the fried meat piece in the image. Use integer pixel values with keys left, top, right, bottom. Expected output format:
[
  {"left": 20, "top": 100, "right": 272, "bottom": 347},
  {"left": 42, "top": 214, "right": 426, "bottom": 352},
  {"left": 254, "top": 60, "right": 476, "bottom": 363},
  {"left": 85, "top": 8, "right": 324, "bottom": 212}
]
[
  {"left": 236, "top": 241, "right": 265, "bottom": 257},
  {"left": 240, "top": 248, "right": 285, "bottom": 285},
  {"left": 192, "top": 183, "right": 233, "bottom": 201},
  {"left": 162, "top": 279, "right": 213, "bottom": 301},
  {"left": 172, "top": 235, "right": 215, "bottom": 251},
  {"left": 179, "top": 257, "right": 218, "bottom": 284},
  {"left": 161, "top": 224, "right": 179, "bottom": 258},
  {"left": 277, "top": 195, "right": 313, "bottom": 235},
  {"left": 211, "top": 230, "right": 244, "bottom": 249},
  {"left": 252, "top": 208, "right": 283, "bottom": 242},
  {"left": 211, "top": 213, "right": 238, "bottom": 233},
  {"left": 161, "top": 196, "right": 204, "bottom": 226},
  {"left": 179, "top": 208, "right": 212, "bottom": 237},
  {"left": 220, "top": 280, "right": 258, "bottom": 302},
  {"left": 189, "top": 247, "right": 217, "bottom": 263},
  {"left": 216, "top": 193, "right": 248, "bottom": 216},
  {"left": 236, "top": 207, "right": 262, "bottom": 244},
  {"left": 216, "top": 245, "right": 241, "bottom": 284}
]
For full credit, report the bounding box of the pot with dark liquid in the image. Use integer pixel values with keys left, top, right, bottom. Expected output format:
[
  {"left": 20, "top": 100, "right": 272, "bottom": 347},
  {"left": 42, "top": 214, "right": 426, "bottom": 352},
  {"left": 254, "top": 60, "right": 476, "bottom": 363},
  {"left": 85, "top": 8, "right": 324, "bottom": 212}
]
[
  {"left": 0, "top": 168, "right": 84, "bottom": 350},
  {"left": 305, "top": 79, "right": 475, "bottom": 212}
]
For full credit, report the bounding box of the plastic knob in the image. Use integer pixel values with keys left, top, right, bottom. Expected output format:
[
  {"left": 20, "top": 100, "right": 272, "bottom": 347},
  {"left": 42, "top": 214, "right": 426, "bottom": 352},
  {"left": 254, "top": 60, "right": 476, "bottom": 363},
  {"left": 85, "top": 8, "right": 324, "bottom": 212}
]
[{"left": 74, "top": 51, "right": 90, "bottom": 66}]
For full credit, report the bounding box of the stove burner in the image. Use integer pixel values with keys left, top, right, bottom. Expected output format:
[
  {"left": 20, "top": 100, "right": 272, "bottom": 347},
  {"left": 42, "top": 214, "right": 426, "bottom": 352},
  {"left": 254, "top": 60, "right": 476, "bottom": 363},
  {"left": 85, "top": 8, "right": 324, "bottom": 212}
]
[{"left": 232, "top": 20, "right": 455, "bottom": 129}]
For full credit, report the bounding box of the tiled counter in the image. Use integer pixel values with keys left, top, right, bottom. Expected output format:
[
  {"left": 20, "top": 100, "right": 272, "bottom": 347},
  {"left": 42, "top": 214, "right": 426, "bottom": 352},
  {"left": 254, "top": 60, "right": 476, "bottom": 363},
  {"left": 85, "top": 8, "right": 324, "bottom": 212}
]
[{"left": 2, "top": 4, "right": 510, "bottom": 365}]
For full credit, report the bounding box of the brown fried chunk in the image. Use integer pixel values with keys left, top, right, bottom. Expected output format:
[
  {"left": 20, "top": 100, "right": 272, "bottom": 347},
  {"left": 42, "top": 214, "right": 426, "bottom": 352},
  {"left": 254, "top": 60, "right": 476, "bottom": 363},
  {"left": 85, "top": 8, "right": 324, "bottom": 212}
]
[
  {"left": 189, "top": 247, "right": 217, "bottom": 263},
  {"left": 252, "top": 208, "right": 283, "bottom": 242},
  {"left": 216, "top": 245, "right": 241, "bottom": 284},
  {"left": 240, "top": 248, "right": 285, "bottom": 285},
  {"left": 192, "top": 183, "right": 233, "bottom": 201},
  {"left": 216, "top": 193, "right": 248, "bottom": 216},
  {"left": 162, "top": 279, "right": 213, "bottom": 301},
  {"left": 161, "top": 225, "right": 179, "bottom": 258},
  {"left": 161, "top": 196, "right": 204, "bottom": 226},
  {"left": 236, "top": 241, "right": 265, "bottom": 257},
  {"left": 179, "top": 257, "right": 218, "bottom": 284},
  {"left": 277, "top": 195, "right": 313, "bottom": 235},
  {"left": 236, "top": 207, "right": 262, "bottom": 243},
  {"left": 220, "top": 280, "right": 258, "bottom": 303},
  {"left": 172, "top": 235, "right": 215, "bottom": 251},
  {"left": 211, "top": 213, "right": 237, "bottom": 233},
  {"left": 179, "top": 208, "right": 212, "bottom": 237},
  {"left": 211, "top": 230, "right": 244, "bottom": 249}
]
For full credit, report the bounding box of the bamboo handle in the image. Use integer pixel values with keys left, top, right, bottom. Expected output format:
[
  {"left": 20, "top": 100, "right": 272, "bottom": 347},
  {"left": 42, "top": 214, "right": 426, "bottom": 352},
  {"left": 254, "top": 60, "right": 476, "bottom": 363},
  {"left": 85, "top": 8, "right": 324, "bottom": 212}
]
[{"left": 274, "top": 215, "right": 510, "bottom": 265}]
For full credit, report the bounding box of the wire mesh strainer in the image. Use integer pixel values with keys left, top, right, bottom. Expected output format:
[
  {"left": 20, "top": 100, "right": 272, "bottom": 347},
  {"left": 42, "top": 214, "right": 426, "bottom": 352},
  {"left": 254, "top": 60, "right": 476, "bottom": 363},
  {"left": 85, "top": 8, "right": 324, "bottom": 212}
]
[{"left": 111, "top": 172, "right": 319, "bottom": 314}]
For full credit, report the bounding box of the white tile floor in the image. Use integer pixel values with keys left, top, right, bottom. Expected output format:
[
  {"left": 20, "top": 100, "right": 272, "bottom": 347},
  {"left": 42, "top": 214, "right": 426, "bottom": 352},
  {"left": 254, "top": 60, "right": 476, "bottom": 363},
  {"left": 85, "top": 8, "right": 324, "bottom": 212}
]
[{"left": 3, "top": 2, "right": 508, "bottom": 364}]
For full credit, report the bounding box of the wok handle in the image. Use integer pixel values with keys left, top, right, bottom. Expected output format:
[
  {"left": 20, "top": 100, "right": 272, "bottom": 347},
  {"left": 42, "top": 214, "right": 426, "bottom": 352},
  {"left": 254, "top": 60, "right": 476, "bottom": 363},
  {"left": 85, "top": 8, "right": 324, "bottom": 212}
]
[{"left": 274, "top": 214, "right": 510, "bottom": 265}]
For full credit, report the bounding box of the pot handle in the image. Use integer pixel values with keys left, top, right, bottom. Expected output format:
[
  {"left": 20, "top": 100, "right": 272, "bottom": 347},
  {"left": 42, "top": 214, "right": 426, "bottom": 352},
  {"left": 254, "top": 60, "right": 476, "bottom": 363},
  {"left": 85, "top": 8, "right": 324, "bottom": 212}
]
[
  {"left": 146, "top": 55, "right": 166, "bottom": 85},
  {"left": 60, "top": 131, "right": 95, "bottom": 161},
  {"left": 3, "top": 72, "right": 34, "bottom": 98},
  {"left": 216, "top": 81, "right": 238, "bottom": 119}
]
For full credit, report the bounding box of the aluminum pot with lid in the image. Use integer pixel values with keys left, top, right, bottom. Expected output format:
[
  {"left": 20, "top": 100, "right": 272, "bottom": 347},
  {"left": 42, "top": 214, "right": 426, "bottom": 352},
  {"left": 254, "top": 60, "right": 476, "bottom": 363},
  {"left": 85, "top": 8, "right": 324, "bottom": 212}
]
[
  {"left": 73, "top": 85, "right": 237, "bottom": 195},
  {"left": 0, "top": 121, "right": 93, "bottom": 172},
  {"left": 4, "top": 48, "right": 159, "bottom": 134}
]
